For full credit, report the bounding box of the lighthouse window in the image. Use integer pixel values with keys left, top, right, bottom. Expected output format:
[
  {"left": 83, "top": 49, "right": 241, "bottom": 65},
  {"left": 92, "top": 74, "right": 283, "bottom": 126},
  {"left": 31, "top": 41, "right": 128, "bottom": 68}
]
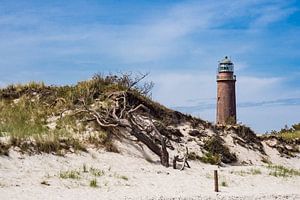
[{"left": 219, "top": 64, "right": 233, "bottom": 72}]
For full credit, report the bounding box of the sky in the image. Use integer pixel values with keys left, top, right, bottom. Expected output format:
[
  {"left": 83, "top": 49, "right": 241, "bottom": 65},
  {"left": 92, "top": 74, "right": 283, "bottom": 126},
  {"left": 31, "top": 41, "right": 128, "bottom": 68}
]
[{"left": 0, "top": 0, "right": 300, "bottom": 133}]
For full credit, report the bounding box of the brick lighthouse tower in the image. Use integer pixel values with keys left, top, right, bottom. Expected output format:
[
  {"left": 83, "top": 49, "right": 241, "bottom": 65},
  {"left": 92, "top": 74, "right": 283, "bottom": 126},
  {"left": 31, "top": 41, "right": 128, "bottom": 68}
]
[{"left": 216, "top": 56, "right": 237, "bottom": 124}]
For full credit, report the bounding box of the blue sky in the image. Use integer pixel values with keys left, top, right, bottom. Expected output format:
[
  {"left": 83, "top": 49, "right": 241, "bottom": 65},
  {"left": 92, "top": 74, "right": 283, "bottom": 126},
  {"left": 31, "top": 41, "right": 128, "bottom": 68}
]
[{"left": 0, "top": 0, "right": 300, "bottom": 133}]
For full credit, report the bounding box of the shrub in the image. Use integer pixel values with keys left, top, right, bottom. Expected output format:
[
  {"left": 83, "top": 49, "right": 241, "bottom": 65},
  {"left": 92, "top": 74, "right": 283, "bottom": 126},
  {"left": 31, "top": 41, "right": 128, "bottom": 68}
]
[
  {"left": 199, "top": 152, "right": 220, "bottom": 165},
  {"left": 187, "top": 152, "right": 202, "bottom": 161},
  {"left": 203, "top": 136, "right": 237, "bottom": 163}
]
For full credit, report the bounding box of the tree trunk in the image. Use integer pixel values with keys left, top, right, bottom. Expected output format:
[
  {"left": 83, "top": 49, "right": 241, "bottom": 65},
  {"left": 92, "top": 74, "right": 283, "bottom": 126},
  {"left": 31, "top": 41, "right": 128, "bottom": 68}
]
[
  {"left": 130, "top": 124, "right": 162, "bottom": 157},
  {"left": 160, "top": 136, "right": 169, "bottom": 167}
]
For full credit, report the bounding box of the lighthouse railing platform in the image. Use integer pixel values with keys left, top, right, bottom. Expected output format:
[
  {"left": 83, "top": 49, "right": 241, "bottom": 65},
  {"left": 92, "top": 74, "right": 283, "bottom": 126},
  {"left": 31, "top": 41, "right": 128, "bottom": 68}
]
[{"left": 216, "top": 75, "right": 236, "bottom": 81}]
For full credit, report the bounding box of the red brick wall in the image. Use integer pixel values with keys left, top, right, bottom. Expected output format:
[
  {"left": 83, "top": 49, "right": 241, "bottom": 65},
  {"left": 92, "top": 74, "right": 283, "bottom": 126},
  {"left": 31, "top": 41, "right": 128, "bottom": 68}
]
[{"left": 217, "top": 72, "right": 236, "bottom": 124}]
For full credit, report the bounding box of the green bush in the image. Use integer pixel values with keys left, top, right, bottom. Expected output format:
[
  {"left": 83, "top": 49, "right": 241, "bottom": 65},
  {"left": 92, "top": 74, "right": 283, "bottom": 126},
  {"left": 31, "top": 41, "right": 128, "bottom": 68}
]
[
  {"left": 203, "top": 136, "right": 237, "bottom": 163},
  {"left": 199, "top": 152, "right": 220, "bottom": 165}
]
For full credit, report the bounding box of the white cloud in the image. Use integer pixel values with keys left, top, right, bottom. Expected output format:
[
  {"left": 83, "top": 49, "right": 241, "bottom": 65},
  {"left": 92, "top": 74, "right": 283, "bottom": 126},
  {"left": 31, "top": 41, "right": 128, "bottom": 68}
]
[
  {"left": 1, "top": 0, "right": 294, "bottom": 64},
  {"left": 237, "top": 76, "right": 284, "bottom": 102},
  {"left": 150, "top": 71, "right": 215, "bottom": 107}
]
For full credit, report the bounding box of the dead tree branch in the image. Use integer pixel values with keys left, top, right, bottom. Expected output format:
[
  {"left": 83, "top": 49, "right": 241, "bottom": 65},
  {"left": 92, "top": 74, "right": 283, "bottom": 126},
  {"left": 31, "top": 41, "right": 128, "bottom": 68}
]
[{"left": 75, "top": 91, "right": 171, "bottom": 167}]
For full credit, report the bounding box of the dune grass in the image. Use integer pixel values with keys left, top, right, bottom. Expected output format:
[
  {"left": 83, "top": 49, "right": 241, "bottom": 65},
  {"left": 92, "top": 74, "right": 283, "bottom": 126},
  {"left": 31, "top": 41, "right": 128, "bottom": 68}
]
[
  {"left": 267, "top": 123, "right": 300, "bottom": 142},
  {"left": 0, "top": 75, "right": 130, "bottom": 154},
  {"left": 267, "top": 164, "right": 300, "bottom": 177},
  {"left": 278, "top": 131, "right": 300, "bottom": 141},
  {"left": 89, "top": 178, "right": 98, "bottom": 188},
  {"left": 0, "top": 97, "right": 49, "bottom": 138},
  {"left": 59, "top": 170, "right": 81, "bottom": 179}
]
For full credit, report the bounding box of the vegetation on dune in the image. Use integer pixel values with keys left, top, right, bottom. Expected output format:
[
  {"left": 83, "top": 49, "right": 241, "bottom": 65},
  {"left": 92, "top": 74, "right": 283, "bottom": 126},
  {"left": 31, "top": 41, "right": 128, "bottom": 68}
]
[
  {"left": 203, "top": 136, "right": 237, "bottom": 164},
  {"left": 0, "top": 73, "right": 160, "bottom": 155},
  {"left": 1, "top": 73, "right": 296, "bottom": 168},
  {"left": 0, "top": 72, "right": 216, "bottom": 169},
  {"left": 266, "top": 123, "right": 300, "bottom": 141},
  {"left": 187, "top": 141, "right": 236, "bottom": 165},
  {"left": 199, "top": 152, "right": 221, "bottom": 165},
  {"left": 261, "top": 123, "right": 300, "bottom": 157},
  {"left": 0, "top": 73, "right": 203, "bottom": 164},
  {"left": 279, "top": 131, "right": 300, "bottom": 141}
]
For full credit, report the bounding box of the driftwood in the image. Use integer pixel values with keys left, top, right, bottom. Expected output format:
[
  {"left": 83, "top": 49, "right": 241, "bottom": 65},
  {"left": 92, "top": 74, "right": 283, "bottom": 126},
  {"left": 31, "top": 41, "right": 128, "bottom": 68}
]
[
  {"left": 173, "top": 147, "right": 191, "bottom": 170},
  {"left": 76, "top": 91, "right": 170, "bottom": 167},
  {"left": 160, "top": 136, "right": 169, "bottom": 167}
]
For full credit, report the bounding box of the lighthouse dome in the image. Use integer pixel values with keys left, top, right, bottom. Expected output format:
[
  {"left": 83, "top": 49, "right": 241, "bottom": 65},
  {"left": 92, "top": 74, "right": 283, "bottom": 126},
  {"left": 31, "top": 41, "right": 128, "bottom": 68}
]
[
  {"left": 218, "top": 56, "right": 234, "bottom": 72},
  {"left": 220, "top": 56, "right": 232, "bottom": 64}
]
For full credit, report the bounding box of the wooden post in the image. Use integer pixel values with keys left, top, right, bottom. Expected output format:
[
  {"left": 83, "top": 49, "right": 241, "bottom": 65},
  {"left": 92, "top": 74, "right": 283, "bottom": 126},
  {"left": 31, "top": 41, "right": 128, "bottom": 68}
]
[{"left": 214, "top": 170, "right": 219, "bottom": 192}]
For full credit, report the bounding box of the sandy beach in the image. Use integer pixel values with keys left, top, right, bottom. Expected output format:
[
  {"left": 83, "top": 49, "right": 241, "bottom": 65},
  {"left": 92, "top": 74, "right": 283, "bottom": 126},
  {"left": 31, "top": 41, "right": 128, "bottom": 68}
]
[{"left": 1, "top": 148, "right": 299, "bottom": 200}]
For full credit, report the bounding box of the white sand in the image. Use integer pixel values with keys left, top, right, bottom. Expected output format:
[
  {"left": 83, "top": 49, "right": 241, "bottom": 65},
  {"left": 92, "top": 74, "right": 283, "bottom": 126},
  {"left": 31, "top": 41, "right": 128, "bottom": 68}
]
[{"left": 1, "top": 149, "right": 299, "bottom": 200}]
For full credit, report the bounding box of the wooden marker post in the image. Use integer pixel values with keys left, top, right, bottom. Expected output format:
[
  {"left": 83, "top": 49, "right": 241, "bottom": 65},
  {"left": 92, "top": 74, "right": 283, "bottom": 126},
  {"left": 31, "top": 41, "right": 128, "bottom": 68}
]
[{"left": 214, "top": 170, "right": 219, "bottom": 192}]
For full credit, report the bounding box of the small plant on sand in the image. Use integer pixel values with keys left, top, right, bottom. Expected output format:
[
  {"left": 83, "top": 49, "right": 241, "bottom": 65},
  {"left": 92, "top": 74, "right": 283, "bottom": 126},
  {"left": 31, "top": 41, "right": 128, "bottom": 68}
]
[
  {"left": 59, "top": 170, "right": 81, "bottom": 179},
  {"left": 120, "top": 175, "right": 129, "bottom": 181},
  {"left": 232, "top": 168, "right": 262, "bottom": 176},
  {"left": 89, "top": 167, "right": 104, "bottom": 177},
  {"left": 104, "top": 181, "right": 109, "bottom": 186},
  {"left": 205, "top": 173, "right": 213, "bottom": 179},
  {"left": 267, "top": 165, "right": 300, "bottom": 177},
  {"left": 231, "top": 170, "right": 251, "bottom": 176},
  {"left": 221, "top": 181, "right": 228, "bottom": 187},
  {"left": 89, "top": 178, "right": 98, "bottom": 188},
  {"left": 250, "top": 168, "right": 262, "bottom": 175},
  {"left": 83, "top": 164, "right": 88, "bottom": 173},
  {"left": 113, "top": 173, "right": 129, "bottom": 181}
]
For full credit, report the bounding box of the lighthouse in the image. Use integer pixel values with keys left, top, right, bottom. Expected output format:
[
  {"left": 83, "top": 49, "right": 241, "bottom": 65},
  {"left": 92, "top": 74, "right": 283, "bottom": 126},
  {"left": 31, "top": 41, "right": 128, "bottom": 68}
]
[{"left": 216, "top": 56, "right": 237, "bottom": 124}]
